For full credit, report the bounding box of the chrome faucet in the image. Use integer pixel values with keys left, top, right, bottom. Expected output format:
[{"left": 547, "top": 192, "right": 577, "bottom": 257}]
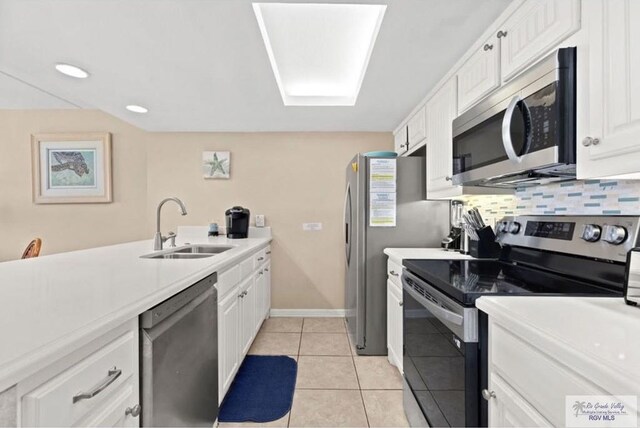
[{"left": 154, "top": 197, "right": 188, "bottom": 250}]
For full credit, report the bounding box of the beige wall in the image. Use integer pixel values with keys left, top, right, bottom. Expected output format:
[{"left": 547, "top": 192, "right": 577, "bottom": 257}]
[
  {"left": 0, "top": 110, "right": 148, "bottom": 261},
  {"left": 1, "top": 109, "right": 392, "bottom": 309},
  {"left": 146, "top": 132, "right": 392, "bottom": 310}
]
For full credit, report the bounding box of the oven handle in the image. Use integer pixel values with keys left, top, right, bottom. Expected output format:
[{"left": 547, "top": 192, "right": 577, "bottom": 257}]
[
  {"left": 501, "top": 95, "right": 532, "bottom": 164},
  {"left": 402, "top": 275, "right": 463, "bottom": 326}
]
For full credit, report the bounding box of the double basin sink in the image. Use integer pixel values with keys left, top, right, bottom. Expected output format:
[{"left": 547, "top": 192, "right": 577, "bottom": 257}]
[{"left": 141, "top": 245, "right": 234, "bottom": 260}]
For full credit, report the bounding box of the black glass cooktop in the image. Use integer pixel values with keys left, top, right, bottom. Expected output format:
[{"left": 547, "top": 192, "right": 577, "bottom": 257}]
[{"left": 402, "top": 258, "right": 622, "bottom": 306}]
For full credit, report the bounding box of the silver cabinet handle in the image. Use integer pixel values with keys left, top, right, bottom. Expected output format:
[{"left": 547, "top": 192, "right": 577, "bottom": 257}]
[
  {"left": 445, "top": 176, "right": 452, "bottom": 181},
  {"left": 265, "top": 268, "right": 269, "bottom": 272},
  {"left": 266, "top": 251, "right": 271, "bottom": 255},
  {"left": 257, "top": 256, "right": 265, "bottom": 261},
  {"left": 125, "top": 404, "right": 142, "bottom": 418},
  {"left": 73, "top": 367, "right": 122, "bottom": 403},
  {"left": 389, "top": 270, "right": 399, "bottom": 277},
  {"left": 482, "top": 389, "right": 496, "bottom": 401},
  {"left": 483, "top": 43, "right": 494, "bottom": 51},
  {"left": 496, "top": 30, "right": 508, "bottom": 38},
  {"left": 239, "top": 291, "right": 247, "bottom": 298},
  {"left": 399, "top": 301, "right": 403, "bottom": 307},
  {"left": 244, "top": 290, "right": 248, "bottom": 296},
  {"left": 259, "top": 270, "right": 264, "bottom": 275},
  {"left": 582, "top": 136, "right": 600, "bottom": 147}
]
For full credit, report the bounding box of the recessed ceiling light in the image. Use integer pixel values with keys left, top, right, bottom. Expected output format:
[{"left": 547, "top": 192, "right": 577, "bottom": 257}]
[
  {"left": 54, "top": 63, "right": 89, "bottom": 79},
  {"left": 126, "top": 105, "right": 148, "bottom": 114},
  {"left": 253, "top": 2, "right": 386, "bottom": 106}
]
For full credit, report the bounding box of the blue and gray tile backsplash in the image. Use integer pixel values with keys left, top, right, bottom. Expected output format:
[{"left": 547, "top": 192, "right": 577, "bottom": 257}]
[{"left": 463, "top": 180, "right": 640, "bottom": 225}]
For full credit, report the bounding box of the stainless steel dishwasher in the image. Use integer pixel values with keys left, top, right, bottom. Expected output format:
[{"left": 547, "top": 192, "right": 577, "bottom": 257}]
[{"left": 140, "top": 272, "right": 218, "bottom": 427}]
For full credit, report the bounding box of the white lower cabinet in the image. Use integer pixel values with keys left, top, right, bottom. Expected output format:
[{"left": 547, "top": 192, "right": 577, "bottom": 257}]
[
  {"left": 217, "top": 245, "right": 271, "bottom": 402},
  {"left": 488, "top": 374, "right": 551, "bottom": 427},
  {"left": 218, "top": 288, "right": 240, "bottom": 397},
  {"left": 386, "top": 279, "right": 403, "bottom": 374},
  {"left": 579, "top": 0, "right": 640, "bottom": 178},
  {"left": 484, "top": 316, "right": 626, "bottom": 427},
  {"left": 20, "top": 320, "right": 140, "bottom": 427}
]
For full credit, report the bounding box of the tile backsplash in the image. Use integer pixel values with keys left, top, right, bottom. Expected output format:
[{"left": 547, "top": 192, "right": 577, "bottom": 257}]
[
  {"left": 514, "top": 180, "right": 640, "bottom": 215},
  {"left": 462, "top": 180, "right": 640, "bottom": 225}
]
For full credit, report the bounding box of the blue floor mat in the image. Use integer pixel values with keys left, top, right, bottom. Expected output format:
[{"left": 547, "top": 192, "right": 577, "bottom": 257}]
[{"left": 218, "top": 355, "right": 297, "bottom": 423}]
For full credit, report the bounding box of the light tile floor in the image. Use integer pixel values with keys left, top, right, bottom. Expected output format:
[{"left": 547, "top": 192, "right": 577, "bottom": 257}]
[{"left": 219, "top": 317, "right": 409, "bottom": 428}]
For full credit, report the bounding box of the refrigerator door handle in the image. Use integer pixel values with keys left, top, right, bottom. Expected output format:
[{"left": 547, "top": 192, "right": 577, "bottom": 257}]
[{"left": 344, "top": 183, "right": 352, "bottom": 265}]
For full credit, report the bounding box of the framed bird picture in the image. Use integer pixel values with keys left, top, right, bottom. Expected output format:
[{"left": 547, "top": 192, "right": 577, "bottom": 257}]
[
  {"left": 31, "top": 133, "right": 112, "bottom": 204},
  {"left": 203, "top": 151, "right": 230, "bottom": 179}
]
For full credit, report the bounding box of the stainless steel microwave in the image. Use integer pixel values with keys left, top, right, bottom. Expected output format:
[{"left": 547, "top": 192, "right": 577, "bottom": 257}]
[{"left": 452, "top": 47, "right": 576, "bottom": 188}]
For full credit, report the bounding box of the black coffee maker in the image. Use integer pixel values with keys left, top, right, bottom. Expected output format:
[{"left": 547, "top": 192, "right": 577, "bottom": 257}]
[{"left": 225, "top": 206, "right": 250, "bottom": 239}]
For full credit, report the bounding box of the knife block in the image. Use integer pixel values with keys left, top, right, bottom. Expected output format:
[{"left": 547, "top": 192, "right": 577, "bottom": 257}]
[{"left": 469, "top": 226, "right": 502, "bottom": 259}]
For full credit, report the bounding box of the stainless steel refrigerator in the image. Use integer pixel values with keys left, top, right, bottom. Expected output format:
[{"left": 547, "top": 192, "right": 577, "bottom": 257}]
[{"left": 344, "top": 154, "right": 449, "bottom": 355}]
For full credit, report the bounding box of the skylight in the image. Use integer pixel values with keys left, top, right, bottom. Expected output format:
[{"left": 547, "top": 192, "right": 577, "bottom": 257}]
[{"left": 252, "top": 2, "right": 387, "bottom": 106}]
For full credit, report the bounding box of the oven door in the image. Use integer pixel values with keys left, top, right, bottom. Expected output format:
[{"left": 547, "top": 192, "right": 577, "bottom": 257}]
[
  {"left": 402, "top": 270, "right": 479, "bottom": 427},
  {"left": 451, "top": 48, "right": 575, "bottom": 187}
]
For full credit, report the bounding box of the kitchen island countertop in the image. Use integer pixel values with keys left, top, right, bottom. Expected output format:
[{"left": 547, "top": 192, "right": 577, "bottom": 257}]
[{"left": 0, "top": 229, "right": 271, "bottom": 391}]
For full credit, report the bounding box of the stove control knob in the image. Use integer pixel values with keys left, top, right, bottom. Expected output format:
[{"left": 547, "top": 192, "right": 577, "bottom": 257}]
[
  {"left": 497, "top": 222, "right": 508, "bottom": 234},
  {"left": 581, "top": 224, "right": 602, "bottom": 242},
  {"left": 508, "top": 222, "right": 521, "bottom": 234},
  {"left": 602, "top": 225, "right": 627, "bottom": 245}
]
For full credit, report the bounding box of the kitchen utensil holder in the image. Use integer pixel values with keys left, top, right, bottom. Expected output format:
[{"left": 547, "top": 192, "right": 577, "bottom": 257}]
[{"left": 469, "top": 226, "right": 501, "bottom": 259}]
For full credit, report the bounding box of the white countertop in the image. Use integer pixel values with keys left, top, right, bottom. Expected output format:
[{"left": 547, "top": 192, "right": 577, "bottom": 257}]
[
  {"left": 384, "top": 247, "right": 475, "bottom": 264},
  {"left": 477, "top": 296, "right": 640, "bottom": 394},
  {"left": 0, "top": 231, "right": 270, "bottom": 391}
]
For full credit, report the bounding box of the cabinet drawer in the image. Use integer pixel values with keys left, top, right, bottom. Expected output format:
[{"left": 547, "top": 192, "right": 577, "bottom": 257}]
[
  {"left": 75, "top": 379, "right": 138, "bottom": 427},
  {"left": 387, "top": 260, "right": 402, "bottom": 287},
  {"left": 239, "top": 257, "right": 255, "bottom": 279},
  {"left": 23, "top": 331, "right": 136, "bottom": 427},
  {"left": 218, "top": 265, "right": 241, "bottom": 298},
  {"left": 490, "top": 322, "right": 605, "bottom": 426},
  {"left": 489, "top": 373, "right": 552, "bottom": 427},
  {"left": 254, "top": 249, "right": 267, "bottom": 266}
]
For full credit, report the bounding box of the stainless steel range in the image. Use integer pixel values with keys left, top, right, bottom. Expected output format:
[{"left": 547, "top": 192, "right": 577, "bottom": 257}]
[{"left": 401, "top": 215, "right": 640, "bottom": 427}]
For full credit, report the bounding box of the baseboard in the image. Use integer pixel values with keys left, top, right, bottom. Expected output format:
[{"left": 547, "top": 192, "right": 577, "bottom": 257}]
[{"left": 269, "top": 309, "right": 347, "bottom": 318}]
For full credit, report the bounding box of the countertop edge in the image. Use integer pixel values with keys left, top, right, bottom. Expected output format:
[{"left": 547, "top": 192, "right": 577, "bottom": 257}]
[{"left": 0, "top": 238, "right": 271, "bottom": 392}]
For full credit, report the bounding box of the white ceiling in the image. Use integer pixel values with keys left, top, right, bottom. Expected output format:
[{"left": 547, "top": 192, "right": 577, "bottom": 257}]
[{"left": 0, "top": 0, "right": 510, "bottom": 132}]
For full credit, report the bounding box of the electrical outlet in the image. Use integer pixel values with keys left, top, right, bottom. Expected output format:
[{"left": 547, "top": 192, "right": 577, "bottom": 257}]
[{"left": 255, "top": 214, "right": 265, "bottom": 227}]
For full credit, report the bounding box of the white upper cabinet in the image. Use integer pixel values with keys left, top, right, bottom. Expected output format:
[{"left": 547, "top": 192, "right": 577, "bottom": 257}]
[
  {"left": 498, "top": 0, "right": 581, "bottom": 82},
  {"left": 407, "top": 106, "right": 427, "bottom": 149},
  {"left": 426, "top": 78, "right": 460, "bottom": 199},
  {"left": 579, "top": 0, "right": 640, "bottom": 179},
  {"left": 394, "top": 126, "right": 408, "bottom": 155},
  {"left": 457, "top": 36, "right": 501, "bottom": 113}
]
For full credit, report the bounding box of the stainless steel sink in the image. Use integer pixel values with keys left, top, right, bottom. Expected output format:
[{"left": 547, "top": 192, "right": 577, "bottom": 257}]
[
  {"left": 142, "top": 252, "right": 214, "bottom": 260},
  {"left": 173, "top": 245, "right": 234, "bottom": 254},
  {"left": 141, "top": 244, "right": 234, "bottom": 259}
]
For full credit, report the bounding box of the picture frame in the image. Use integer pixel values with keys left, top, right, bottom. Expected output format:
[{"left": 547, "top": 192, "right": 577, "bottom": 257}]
[
  {"left": 203, "top": 151, "right": 231, "bottom": 179},
  {"left": 31, "top": 133, "right": 112, "bottom": 204}
]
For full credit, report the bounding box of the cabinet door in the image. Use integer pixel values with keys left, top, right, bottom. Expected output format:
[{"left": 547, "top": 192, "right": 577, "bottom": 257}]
[
  {"left": 394, "top": 127, "right": 408, "bottom": 155},
  {"left": 499, "top": 0, "right": 580, "bottom": 82},
  {"left": 386, "top": 281, "right": 403, "bottom": 374},
  {"left": 218, "top": 289, "right": 240, "bottom": 400},
  {"left": 407, "top": 106, "right": 427, "bottom": 149},
  {"left": 579, "top": 0, "right": 640, "bottom": 178},
  {"left": 239, "top": 277, "right": 255, "bottom": 357},
  {"left": 264, "top": 263, "right": 271, "bottom": 319},
  {"left": 458, "top": 36, "right": 501, "bottom": 113},
  {"left": 426, "top": 78, "right": 461, "bottom": 199},
  {"left": 488, "top": 374, "right": 552, "bottom": 427},
  {"left": 254, "top": 269, "right": 265, "bottom": 335}
]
